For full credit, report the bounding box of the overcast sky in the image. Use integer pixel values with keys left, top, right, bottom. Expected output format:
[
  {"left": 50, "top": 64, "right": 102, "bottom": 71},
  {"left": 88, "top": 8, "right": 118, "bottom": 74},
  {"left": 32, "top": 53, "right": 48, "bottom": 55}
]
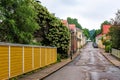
[{"left": 39, "top": 0, "right": 120, "bottom": 30}]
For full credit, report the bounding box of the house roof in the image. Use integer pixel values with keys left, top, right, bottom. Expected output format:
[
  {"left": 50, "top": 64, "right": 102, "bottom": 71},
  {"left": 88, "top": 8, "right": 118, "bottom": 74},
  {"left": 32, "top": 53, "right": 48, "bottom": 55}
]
[
  {"left": 68, "top": 24, "right": 76, "bottom": 31},
  {"left": 76, "top": 28, "right": 82, "bottom": 31},
  {"left": 96, "top": 34, "right": 102, "bottom": 37},
  {"left": 62, "top": 20, "right": 67, "bottom": 24},
  {"left": 61, "top": 20, "right": 68, "bottom": 27},
  {"left": 96, "top": 34, "right": 103, "bottom": 40},
  {"left": 102, "top": 25, "right": 111, "bottom": 34}
]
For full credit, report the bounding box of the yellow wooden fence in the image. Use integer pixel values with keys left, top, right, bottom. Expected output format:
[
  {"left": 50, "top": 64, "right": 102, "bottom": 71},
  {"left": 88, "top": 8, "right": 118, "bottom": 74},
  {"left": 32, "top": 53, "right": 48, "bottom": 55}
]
[{"left": 0, "top": 43, "right": 57, "bottom": 80}]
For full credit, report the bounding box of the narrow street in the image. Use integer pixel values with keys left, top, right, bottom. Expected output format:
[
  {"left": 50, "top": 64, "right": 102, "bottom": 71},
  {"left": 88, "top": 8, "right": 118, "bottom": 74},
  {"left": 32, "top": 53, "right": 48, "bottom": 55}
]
[{"left": 43, "top": 42, "right": 120, "bottom": 80}]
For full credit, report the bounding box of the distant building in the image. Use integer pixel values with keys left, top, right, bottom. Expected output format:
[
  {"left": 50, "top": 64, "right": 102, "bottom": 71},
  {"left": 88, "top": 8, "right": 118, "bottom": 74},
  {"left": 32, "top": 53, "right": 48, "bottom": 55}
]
[
  {"left": 76, "top": 28, "right": 82, "bottom": 51},
  {"left": 61, "top": 20, "right": 70, "bottom": 55},
  {"left": 61, "top": 20, "right": 87, "bottom": 53},
  {"left": 82, "top": 34, "right": 87, "bottom": 46},
  {"left": 61, "top": 20, "right": 69, "bottom": 28},
  {"left": 102, "top": 25, "right": 111, "bottom": 34},
  {"left": 96, "top": 34, "right": 104, "bottom": 48},
  {"left": 96, "top": 24, "right": 111, "bottom": 48},
  {"left": 68, "top": 24, "right": 77, "bottom": 53},
  {"left": 69, "top": 24, "right": 76, "bottom": 32}
]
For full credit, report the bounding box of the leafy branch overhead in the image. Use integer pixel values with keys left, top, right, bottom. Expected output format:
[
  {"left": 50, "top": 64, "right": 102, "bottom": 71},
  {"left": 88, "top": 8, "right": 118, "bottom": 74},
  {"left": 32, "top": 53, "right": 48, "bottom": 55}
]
[
  {"left": 33, "top": 1, "right": 70, "bottom": 56},
  {"left": 0, "top": 0, "right": 39, "bottom": 43}
]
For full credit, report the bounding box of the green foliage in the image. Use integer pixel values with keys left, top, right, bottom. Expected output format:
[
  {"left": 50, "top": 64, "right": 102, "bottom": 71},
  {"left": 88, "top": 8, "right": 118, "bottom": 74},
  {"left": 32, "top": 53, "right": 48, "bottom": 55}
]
[
  {"left": 82, "top": 28, "right": 90, "bottom": 39},
  {"left": 90, "top": 29, "right": 101, "bottom": 42},
  {"left": 0, "top": 0, "right": 39, "bottom": 44},
  {"left": 45, "top": 21, "right": 70, "bottom": 57},
  {"left": 89, "top": 29, "right": 96, "bottom": 41},
  {"left": 109, "top": 10, "right": 120, "bottom": 49},
  {"left": 67, "top": 17, "right": 82, "bottom": 29},
  {"left": 103, "top": 40, "right": 111, "bottom": 46},
  {"left": 103, "top": 40, "right": 112, "bottom": 53},
  {"left": 89, "top": 20, "right": 110, "bottom": 42},
  {"left": 57, "top": 54, "right": 61, "bottom": 62},
  {"left": 109, "top": 26, "right": 120, "bottom": 49},
  {"left": 33, "top": 2, "right": 70, "bottom": 57},
  {"left": 95, "top": 29, "right": 101, "bottom": 35},
  {"left": 33, "top": 1, "right": 56, "bottom": 44},
  {"left": 105, "top": 45, "right": 112, "bottom": 53}
]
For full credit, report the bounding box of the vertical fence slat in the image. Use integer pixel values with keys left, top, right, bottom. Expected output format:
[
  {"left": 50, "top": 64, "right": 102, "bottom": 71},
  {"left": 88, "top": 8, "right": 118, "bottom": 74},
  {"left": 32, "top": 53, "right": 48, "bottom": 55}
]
[
  {"left": 0, "top": 46, "right": 9, "bottom": 79},
  {"left": 22, "top": 46, "right": 24, "bottom": 73},
  {"left": 41, "top": 48, "right": 46, "bottom": 67},
  {"left": 32, "top": 47, "right": 34, "bottom": 69},
  {"left": 45, "top": 48, "right": 47, "bottom": 65},
  {"left": 10, "top": 46, "right": 23, "bottom": 78},
  {"left": 40, "top": 47, "right": 41, "bottom": 67},
  {"left": 24, "top": 47, "right": 32, "bottom": 73},
  {"left": 34, "top": 47, "right": 40, "bottom": 69},
  {"left": 8, "top": 46, "right": 11, "bottom": 78},
  {"left": 0, "top": 44, "right": 57, "bottom": 80}
]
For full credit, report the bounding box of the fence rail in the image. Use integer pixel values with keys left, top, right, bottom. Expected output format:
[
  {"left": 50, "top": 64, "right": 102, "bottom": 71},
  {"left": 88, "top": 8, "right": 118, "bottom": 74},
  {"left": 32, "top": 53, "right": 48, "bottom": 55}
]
[
  {"left": 111, "top": 48, "right": 120, "bottom": 59},
  {"left": 0, "top": 43, "right": 57, "bottom": 80}
]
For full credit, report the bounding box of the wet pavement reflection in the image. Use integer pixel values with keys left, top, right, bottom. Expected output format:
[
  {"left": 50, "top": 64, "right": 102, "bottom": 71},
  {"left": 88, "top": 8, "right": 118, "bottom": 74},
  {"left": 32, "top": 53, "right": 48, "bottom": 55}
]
[{"left": 44, "top": 42, "right": 120, "bottom": 80}]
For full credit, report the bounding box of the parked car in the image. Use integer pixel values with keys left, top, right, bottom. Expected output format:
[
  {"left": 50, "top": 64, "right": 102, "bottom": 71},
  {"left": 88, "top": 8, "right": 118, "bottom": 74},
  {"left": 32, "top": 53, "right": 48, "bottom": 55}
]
[{"left": 92, "top": 42, "right": 98, "bottom": 48}]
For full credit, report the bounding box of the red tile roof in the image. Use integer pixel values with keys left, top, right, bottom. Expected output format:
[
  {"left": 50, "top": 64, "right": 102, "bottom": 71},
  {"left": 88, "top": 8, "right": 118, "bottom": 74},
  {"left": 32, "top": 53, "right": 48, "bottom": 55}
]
[
  {"left": 69, "top": 24, "right": 76, "bottom": 31},
  {"left": 96, "top": 34, "right": 102, "bottom": 38},
  {"left": 61, "top": 20, "right": 68, "bottom": 27},
  {"left": 102, "top": 25, "right": 111, "bottom": 34}
]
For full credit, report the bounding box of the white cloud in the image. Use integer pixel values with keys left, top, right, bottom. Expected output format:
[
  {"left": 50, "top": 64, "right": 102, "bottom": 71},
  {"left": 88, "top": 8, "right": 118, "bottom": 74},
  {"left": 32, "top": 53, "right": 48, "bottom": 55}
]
[{"left": 39, "top": 0, "right": 120, "bottom": 30}]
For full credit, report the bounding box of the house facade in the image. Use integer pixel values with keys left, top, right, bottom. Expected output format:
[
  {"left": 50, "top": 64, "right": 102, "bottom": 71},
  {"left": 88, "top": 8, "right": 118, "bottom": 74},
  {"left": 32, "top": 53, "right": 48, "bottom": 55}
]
[
  {"left": 82, "top": 34, "right": 87, "bottom": 46},
  {"left": 96, "top": 24, "right": 111, "bottom": 48},
  {"left": 62, "top": 20, "right": 87, "bottom": 53},
  {"left": 76, "top": 28, "right": 82, "bottom": 51},
  {"left": 68, "top": 24, "right": 77, "bottom": 53}
]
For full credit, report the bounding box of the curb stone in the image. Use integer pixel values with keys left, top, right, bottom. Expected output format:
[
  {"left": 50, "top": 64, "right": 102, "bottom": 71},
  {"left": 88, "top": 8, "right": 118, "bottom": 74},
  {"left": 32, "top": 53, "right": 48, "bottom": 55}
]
[
  {"left": 18, "top": 51, "right": 80, "bottom": 80},
  {"left": 100, "top": 50, "right": 120, "bottom": 69},
  {"left": 41, "top": 52, "right": 80, "bottom": 80}
]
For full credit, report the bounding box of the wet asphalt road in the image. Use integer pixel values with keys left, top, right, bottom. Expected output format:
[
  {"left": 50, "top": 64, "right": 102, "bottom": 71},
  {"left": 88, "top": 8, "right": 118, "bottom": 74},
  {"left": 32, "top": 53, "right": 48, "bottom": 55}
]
[{"left": 43, "top": 42, "right": 120, "bottom": 80}]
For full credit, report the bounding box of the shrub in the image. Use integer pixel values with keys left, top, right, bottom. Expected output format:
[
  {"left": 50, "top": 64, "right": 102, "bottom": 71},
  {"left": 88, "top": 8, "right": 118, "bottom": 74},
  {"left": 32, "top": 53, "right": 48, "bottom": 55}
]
[
  {"left": 103, "top": 40, "right": 111, "bottom": 46},
  {"left": 103, "top": 40, "right": 112, "bottom": 53},
  {"left": 105, "top": 45, "right": 112, "bottom": 53},
  {"left": 60, "top": 53, "right": 68, "bottom": 59},
  {"left": 109, "top": 26, "right": 120, "bottom": 49},
  {"left": 57, "top": 54, "right": 61, "bottom": 62}
]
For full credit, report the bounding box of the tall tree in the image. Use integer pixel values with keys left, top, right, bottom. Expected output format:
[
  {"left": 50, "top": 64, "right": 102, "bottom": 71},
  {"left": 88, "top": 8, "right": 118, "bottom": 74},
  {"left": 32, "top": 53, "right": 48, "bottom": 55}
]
[
  {"left": 89, "top": 29, "right": 96, "bottom": 41},
  {"left": 95, "top": 29, "right": 101, "bottom": 36},
  {"left": 109, "top": 10, "right": 120, "bottom": 49},
  {"left": 67, "top": 17, "right": 82, "bottom": 29},
  {"left": 33, "top": 1, "right": 52, "bottom": 44},
  {"left": 0, "top": 0, "right": 39, "bottom": 43},
  {"left": 82, "top": 28, "right": 90, "bottom": 39},
  {"left": 46, "top": 19, "right": 70, "bottom": 58},
  {"left": 109, "top": 26, "right": 120, "bottom": 49},
  {"left": 111, "top": 10, "right": 120, "bottom": 26},
  {"left": 34, "top": 1, "right": 70, "bottom": 57}
]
